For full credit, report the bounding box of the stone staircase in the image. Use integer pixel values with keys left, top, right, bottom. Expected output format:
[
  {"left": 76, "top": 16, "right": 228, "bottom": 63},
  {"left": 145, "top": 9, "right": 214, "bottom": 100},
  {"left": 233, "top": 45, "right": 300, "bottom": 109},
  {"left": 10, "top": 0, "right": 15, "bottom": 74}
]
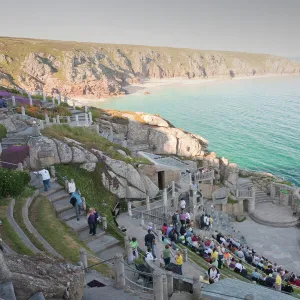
[
  {"left": 41, "top": 182, "right": 121, "bottom": 258},
  {"left": 238, "top": 180, "right": 272, "bottom": 203}
]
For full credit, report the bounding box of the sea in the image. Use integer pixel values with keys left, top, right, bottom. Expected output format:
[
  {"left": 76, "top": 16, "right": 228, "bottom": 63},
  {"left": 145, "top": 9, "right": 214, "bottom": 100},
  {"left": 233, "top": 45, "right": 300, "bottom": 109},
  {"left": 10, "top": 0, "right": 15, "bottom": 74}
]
[{"left": 95, "top": 76, "right": 300, "bottom": 186}]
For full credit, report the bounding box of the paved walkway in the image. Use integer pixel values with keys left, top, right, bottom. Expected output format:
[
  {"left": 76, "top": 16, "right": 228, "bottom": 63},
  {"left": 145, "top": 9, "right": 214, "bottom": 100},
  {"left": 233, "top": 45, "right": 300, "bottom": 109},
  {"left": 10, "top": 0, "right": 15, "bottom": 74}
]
[{"left": 233, "top": 218, "right": 300, "bottom": 274}]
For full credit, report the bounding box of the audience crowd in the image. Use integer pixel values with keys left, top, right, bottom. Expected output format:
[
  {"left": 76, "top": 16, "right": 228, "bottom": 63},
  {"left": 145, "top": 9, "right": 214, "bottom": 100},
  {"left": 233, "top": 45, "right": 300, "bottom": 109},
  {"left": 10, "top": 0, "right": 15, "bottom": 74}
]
[{"left": 150, "top": 208, "right": 299, "bottom": 294}]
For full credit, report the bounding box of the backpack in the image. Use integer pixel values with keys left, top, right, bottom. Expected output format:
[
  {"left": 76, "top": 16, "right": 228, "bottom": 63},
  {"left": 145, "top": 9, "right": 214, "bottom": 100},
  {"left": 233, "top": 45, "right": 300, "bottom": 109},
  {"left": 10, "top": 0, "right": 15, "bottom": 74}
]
[{"left": 70, "top": 197, "right": 76, "bottom": 207}]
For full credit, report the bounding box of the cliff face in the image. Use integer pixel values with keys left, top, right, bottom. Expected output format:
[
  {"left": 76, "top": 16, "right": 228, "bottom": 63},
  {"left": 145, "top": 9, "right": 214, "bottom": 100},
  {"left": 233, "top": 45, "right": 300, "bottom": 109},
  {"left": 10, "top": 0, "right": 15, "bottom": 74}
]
[{"left": 1, "top": 36, "right": 300, "bottom": 98}]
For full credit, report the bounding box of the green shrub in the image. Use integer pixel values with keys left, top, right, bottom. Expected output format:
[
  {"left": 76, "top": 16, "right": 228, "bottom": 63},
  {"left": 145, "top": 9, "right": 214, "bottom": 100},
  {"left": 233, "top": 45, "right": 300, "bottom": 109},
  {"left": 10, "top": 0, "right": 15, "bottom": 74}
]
[
  {"left": 0, "top": 169, "right": 30, "bottom": 198},
  {"left": 0, "top": 124, "right": 7, "bottom": 141},
  {"left": 236, "top": 215, "right": 246, "bottom": 222}
]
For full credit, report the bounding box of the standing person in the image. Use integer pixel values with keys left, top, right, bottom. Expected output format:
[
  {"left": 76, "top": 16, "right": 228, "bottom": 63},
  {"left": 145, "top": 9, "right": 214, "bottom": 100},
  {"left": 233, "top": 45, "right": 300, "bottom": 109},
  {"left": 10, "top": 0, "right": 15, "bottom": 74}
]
[
  {"left": 87, "top": 208, "right": 97, "bottom": 236},
  {"left": 209, "top": 215, "right": 213, "bottom": 229},
  {"left": 172, "top": 211, "right": 179, "bottom": 231},
  {"left": 163, "top": 244, "right": 171, "bottom": 266},
  {"left": 68, "top": 179, "right": 76, "bottom": 195},
  {"left": 185, "top": 212, "right": 191, "bottom": 225},
  {"left": 130, "top": 237, "right": 139, "bottom": 261},
  {"left": 176, "top": 250, "right": 183, "bottom": 275},
  {"left": 70, "top": 190, "right": 82, "bottom": 221},
  {"left": 179, "top": 212, "right": 186, "bottom": 226},
  {"left": 180, "top": 198, "right": 186, "bottom": 213},
  {"left": 144, "top": 229, "right": 156, "bottom": 259},
  {"left": 34, "top": 168, "right": 51, "bottom": 191}
]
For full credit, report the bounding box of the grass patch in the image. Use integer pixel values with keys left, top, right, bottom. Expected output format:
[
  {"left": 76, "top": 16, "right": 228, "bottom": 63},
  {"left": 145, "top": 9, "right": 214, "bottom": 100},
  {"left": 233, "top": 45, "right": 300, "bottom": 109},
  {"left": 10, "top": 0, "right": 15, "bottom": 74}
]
[
  {"left": 42, "top": 124, "right": 150, "bottom": 164},
  {"left": 55, "top": 164, "right": 125, "bottom": 244},
  {"left": 227, "top": 197, "right": 238, "bottom": 204},
  {"left": 0, "top": 124, "right": 7, "bottom": 141},
  {"left": 13, "top": 187, "right": 45, "bottom": 252},
  {"left": 0, "top": 198, "right": 33, "bottom": 255},
  {"left": 29, "top": 196, "right": 113, "bottom": 276}
]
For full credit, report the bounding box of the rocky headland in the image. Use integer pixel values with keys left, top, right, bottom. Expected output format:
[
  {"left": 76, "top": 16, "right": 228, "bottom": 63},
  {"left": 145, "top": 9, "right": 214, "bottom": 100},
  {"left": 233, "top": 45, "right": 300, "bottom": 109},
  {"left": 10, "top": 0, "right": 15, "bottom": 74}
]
[{"left": 1, "top": 36, "right": 300, "bottom": 99}]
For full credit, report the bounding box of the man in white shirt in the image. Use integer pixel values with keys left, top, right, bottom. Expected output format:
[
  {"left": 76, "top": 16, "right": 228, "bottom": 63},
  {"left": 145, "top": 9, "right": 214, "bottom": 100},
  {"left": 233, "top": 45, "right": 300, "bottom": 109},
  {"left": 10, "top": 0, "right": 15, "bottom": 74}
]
[
  {"left": 34, "top": 168, "right": 51, "bottom": 191},
  {"left": 68, "top": 179, "right": 76, "bottom": 195},
  {"left": 180, "top": 199, "right": 186, "bottom": 212},
  {"left": 234, "top": 260, "right": 244, "bottom": 273}
]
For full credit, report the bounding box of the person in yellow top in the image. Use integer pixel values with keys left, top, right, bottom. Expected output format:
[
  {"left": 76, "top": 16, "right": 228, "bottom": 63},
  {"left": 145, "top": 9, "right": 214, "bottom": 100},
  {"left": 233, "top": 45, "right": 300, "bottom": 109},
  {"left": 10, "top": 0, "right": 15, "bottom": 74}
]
[
  {"left": 176, "top": 250, "right": 183, "bottom": 275},
  {"left": 211, "top": 248, "right": 218, "bottom": 261},
  {"left": 275, "top": 272, "right": 282, "bottom": 291}
]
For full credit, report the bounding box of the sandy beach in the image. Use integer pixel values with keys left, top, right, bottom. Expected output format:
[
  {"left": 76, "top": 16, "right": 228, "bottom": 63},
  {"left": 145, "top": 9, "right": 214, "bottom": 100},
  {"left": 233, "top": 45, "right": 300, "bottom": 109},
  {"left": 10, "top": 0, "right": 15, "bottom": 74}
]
[
  {"left": 72, "top": 73, "right": 298, "bottom": 105},
  {"left": 124, "top": 73, "right": 298, "bottom": 96}
]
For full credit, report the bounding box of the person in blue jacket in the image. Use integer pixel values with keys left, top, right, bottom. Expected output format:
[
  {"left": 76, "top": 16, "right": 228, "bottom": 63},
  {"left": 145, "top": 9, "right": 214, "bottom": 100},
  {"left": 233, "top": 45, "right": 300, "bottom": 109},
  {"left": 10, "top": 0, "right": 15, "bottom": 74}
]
[{"left": 70, "top": 190, "right": 82, "bottom": 221}]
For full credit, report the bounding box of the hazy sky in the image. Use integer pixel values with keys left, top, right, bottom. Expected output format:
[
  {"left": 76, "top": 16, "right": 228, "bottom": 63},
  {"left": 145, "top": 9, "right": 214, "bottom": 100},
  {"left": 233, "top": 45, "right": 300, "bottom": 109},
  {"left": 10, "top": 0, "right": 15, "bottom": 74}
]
[{"left": 1, "top": 0, "right": 299, "bottom": 56}]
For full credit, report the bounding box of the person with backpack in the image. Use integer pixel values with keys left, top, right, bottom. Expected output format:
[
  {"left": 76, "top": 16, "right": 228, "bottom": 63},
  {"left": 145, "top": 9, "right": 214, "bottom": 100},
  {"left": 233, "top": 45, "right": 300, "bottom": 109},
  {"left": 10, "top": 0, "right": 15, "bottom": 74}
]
[
  {"left": 70, "top": 189, "right": 82, "bottom": 221},
  {"left": 87, "top": 208, "right": 97, "bottom": 236},
  {"left": 144, "top": 229, "right": 156, "bottom": 259},
  {"left": 207, "top": 265, "right": 220, "bottom": 283}
]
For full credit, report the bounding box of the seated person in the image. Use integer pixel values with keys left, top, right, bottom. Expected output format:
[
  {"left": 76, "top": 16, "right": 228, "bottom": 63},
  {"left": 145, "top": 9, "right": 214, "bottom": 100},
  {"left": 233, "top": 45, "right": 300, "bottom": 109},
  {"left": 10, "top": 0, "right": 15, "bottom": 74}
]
[
  {"left": 168, "top": 229, "right": 177, "bottom": 244},
  {"left": 211, "top": 259, "right": 218, "bottom": 268},
  {"left": 251, "top": 268, "right": 261, "bottom": 282},
  {"left": 180, "top": 226, "right": 186, "bottom": 236},
  {"left": 234, "top": 260, "right": 244, "bottom": 273},
  {"left": 203, "top": 252, "right": 212, "bottom": 263},
  {"left": 236, "top": 248, "right": 245, "bottom": 260},
  {"left": 229, "top": 257, "right": 236, "bottom": 270},
  {"left": 207, "top": 265, "right": 220, "bottom": 284},
  {"left": 265, "top": 265, "right": 273, "bottom": 276},
  {"left": 245, "top": 254, "right": 253, "bottom": 264},
  {"left": 257, "top": 260, "right": 264, "bottom": 270},
  {"left": 185, "top": 229, "right": 192, "bottom": 239},
  {"left": 282, "top": 282, "right": 294, "bottom": 294},
  {"left": 265, "top": 274, "right": 275, "bottom": 288}
]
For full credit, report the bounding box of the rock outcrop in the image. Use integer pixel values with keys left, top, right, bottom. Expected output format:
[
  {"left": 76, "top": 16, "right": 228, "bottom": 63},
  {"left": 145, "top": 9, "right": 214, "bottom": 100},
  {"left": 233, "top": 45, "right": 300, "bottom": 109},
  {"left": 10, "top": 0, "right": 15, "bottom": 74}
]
[
  {"left": 97, "top": 112, "right": 208, "bottom": 156},
  {"left": 27, "top": 136, "right": 158, "bottom": 199},
  {"left": 1, "top": 37, "right": 300, "bottom": 98},
  {"left": 3, "top": 253, "right": 84, "bottom": 300}
]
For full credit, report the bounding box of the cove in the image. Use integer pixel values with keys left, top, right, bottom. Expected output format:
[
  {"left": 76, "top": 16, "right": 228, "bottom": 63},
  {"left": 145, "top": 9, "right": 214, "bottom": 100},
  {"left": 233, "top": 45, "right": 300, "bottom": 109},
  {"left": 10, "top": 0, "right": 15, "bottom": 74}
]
[{"left": 96, "top": 76, "right": 300, "bottom": 186}]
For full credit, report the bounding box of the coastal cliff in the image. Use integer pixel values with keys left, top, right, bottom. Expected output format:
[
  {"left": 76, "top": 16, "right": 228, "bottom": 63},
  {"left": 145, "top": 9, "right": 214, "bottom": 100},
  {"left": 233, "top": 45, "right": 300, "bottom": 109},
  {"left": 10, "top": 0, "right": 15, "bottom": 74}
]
[{"left": 1, "top": 36, "right": 300, "bottom": 99}]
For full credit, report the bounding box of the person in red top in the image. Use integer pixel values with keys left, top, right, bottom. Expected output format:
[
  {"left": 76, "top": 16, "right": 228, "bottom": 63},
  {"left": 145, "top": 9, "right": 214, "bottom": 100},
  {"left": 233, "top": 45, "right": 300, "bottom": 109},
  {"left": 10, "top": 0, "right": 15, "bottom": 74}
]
[
  {"left": 292, "top": 277, "right": 300, "bottom": 287},
  {"left": 191, "top": 235, "right": 198, "bottom": 242},
  {"left": 161, "top": 223, "right": 168, "bottom": 235}
]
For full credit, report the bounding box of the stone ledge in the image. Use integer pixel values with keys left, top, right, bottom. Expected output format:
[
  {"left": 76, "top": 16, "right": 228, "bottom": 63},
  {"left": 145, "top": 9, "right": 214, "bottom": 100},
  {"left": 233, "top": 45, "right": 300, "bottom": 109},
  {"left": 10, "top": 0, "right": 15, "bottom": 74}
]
[
  {"left": 22, "top": 189, "right": 63, "bottom": 259},
  {"left": 7, "top": 199, "right": 40, "bottom": 254}
]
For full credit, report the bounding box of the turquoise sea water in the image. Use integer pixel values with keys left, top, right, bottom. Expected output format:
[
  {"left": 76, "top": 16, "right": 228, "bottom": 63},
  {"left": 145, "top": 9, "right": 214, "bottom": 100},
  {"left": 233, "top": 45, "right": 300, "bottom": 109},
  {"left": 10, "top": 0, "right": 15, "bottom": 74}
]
[{"left": 96, "top": 76, "right": 300, "bottom": 186}]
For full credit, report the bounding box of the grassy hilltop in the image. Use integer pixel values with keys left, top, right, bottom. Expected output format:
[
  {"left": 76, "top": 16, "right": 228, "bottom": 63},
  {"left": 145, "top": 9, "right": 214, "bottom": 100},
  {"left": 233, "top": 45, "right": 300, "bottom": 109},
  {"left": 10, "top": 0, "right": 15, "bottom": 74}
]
[{"left": 0, "top": 36, "right": 299, "bottom": 98}]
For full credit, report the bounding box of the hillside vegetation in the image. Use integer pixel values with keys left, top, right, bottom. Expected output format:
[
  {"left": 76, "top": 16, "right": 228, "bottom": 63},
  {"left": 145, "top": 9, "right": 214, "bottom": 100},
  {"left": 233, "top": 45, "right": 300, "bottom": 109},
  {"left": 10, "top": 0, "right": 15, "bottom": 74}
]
[{"left": 0, "top": 36, "right": 300, "bottom": 99}]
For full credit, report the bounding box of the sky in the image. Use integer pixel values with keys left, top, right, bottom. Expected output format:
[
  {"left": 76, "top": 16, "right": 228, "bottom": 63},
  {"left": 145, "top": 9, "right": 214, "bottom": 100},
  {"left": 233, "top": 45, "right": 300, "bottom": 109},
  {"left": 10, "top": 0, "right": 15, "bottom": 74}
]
[{"left": 0, "top": 0, "right": 299, "bottom": 57}]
